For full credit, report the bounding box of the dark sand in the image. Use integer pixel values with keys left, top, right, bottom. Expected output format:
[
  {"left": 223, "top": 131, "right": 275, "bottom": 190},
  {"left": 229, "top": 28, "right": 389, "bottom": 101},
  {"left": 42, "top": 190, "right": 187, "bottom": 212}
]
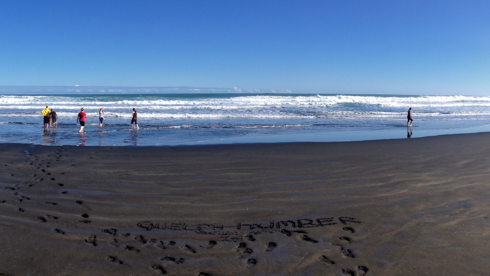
[{"left": 1, "top": 133, "right": 490, "bottom": 275}]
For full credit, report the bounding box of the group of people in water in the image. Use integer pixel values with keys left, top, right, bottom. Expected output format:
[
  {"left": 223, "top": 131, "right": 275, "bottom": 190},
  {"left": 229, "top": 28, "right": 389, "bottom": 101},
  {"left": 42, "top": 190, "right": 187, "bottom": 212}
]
[
  {"left": 42, "top": 106, "right": 139, "bottom": 132},
  {"left": 41, "top": 106, "right": 414, "bottom": 134}
]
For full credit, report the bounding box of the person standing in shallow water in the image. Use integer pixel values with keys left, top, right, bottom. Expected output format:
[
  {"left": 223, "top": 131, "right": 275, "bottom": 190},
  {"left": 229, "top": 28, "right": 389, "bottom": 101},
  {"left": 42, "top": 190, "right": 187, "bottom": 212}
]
[
  {"left": 407, "top": 107, "right": 413, "bottom": 127},
  {"left": 42, "top": 106, "right": 51, "bottom": 128},
  {"left": 77, "top": 108, "right": 87, "bottom": 133},
  {"left": 50, "top": 109, "right": 58, "bottom": 128},
  {"left": 99, "top": 107, "right": 104, "bottom": 128},
  {"left": 131, "top": 108, "right": 139, "bottom": 129}
]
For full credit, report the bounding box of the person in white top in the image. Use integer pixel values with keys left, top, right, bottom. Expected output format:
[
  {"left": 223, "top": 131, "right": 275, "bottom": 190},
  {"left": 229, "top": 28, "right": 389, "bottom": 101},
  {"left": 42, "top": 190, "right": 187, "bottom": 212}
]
[{"left": 99, "top": 108, "right": 104, "bottom": 128}]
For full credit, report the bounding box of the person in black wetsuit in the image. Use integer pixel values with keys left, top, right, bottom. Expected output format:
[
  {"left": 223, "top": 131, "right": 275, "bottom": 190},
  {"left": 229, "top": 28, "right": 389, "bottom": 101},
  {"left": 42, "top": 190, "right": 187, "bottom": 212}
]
[
  {"left": 131, "top": 108, "right": 139, "bottom": 129},
  {"left": 407, "top": 107, "right": 413, "bottom": 127}
]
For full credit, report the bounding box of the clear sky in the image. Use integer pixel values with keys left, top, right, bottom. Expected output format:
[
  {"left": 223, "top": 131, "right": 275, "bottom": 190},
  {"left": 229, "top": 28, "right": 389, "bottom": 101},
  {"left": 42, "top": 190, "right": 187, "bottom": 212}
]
[{"left": 0, "top": 0, "right": 489, "bottom": 95}]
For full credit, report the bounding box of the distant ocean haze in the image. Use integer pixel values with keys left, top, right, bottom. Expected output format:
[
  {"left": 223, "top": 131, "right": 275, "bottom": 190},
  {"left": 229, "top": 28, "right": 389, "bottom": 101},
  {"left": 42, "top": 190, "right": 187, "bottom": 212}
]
[{"left": 1, "top": 93, "right": 490, "bottom": 146}]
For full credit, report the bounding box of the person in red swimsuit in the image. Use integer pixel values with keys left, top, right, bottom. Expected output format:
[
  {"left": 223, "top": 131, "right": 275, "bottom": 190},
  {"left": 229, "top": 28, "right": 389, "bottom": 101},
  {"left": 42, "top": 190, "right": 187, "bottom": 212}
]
[{"left": 77, "top": 108, "right": 87, "bottom": 132}]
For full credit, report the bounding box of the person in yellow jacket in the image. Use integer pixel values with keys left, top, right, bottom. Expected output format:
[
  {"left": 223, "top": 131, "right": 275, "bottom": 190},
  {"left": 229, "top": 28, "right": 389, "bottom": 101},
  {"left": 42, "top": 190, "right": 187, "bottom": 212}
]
[{"left": 42, "top": 106, "right": 51, "bottom": 128}]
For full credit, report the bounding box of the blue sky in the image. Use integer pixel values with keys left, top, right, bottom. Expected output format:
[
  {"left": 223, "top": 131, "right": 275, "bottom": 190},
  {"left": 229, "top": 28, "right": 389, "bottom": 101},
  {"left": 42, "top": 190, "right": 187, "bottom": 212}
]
[{"left": 0, "top": 0, "right": 489, "bottom": 95}]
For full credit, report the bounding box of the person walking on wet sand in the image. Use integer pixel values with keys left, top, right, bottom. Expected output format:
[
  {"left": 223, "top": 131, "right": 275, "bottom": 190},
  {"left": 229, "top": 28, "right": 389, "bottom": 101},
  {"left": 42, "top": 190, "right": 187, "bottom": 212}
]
[
  {"left": 42, "top": 106, "right": 51, "bottom": 128},
  {"left": 77, "top": 108, "right": 87, "bottom": 132},
  {"left": 407, "top": 107, "right": 413, "bottom": 127},
  {"left": 131, "top": 108, "right": 139, "bottom": 129}
]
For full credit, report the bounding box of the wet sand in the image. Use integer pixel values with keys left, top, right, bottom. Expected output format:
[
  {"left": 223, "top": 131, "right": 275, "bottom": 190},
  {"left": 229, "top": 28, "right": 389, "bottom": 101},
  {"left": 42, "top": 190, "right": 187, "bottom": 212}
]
[{"left": 1, "top": 133, "right": 490, "bottom": 275}]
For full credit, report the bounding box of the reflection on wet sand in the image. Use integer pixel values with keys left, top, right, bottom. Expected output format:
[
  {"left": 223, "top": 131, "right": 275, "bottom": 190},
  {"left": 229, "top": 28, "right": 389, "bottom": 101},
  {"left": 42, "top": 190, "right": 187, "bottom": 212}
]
[
  {"left": 79, "top": 132, "right": 86, "bottom": 146},
  {"left": 99, "top": 131, "right": 104, "bottom": 147},
  {"left": 130, "top": 129, "right": 138, "bottom": 146},
  {"left": 42, "top": 129, "right": 52, "bottom": 146},
  {"left": 42, "top": 128, "right": 59, "bottom": 146}
]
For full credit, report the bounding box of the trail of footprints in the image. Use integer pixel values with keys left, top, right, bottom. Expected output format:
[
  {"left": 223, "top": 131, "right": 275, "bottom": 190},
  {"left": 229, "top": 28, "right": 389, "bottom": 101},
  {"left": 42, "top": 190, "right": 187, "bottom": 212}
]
[
  {"left": 1, "top": 147, "right": 369, "bottom": 275},
  {"left": 1, "top": 146, "right": 98, "bottom": 226}
]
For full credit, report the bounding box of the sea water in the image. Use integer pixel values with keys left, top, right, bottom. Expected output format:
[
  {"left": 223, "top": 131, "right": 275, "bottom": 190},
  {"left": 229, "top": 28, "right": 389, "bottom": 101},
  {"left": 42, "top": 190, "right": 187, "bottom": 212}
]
[{"left": 2, "top": 93, "right": 490, "bottom": 146}]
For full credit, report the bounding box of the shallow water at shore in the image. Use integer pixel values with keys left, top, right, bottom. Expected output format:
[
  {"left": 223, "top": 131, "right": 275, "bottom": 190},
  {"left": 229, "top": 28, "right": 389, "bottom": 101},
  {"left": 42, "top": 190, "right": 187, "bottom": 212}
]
[
  {"left": 3, "top": 93, "right": 490, "bottom": 146},
  {"left": 2, "top": 120, "right": 490, "bottom": 146}
]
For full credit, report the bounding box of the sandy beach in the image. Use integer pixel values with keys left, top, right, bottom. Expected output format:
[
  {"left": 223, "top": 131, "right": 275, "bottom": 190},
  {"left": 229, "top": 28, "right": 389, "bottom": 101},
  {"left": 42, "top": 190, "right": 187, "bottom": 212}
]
[{"left": 1, "top": 133, "right": 490, "bottom": 275}]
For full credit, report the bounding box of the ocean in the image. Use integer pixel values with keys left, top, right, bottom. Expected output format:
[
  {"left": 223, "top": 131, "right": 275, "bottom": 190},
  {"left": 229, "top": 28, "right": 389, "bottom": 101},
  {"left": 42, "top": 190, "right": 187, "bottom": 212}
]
[{"left": 2, "top": 93, "right": 490, "bottom": 146}]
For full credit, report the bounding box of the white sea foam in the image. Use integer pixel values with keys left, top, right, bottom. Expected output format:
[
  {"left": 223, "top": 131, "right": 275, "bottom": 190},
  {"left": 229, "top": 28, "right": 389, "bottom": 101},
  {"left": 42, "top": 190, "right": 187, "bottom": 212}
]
[{"left": 2, "top": 94, "right": 490, "bottom": 122}]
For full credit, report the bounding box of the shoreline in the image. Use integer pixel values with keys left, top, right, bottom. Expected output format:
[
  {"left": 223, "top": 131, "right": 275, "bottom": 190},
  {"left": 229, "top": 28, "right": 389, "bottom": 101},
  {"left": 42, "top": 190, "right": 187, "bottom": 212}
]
[
  {"left": 4, "top": 122, "right": 490, "bottom": 147},
  {"left": 2, "top": 127, "right": 490, "bottom": 147},
  {"left": 1, "top": 132, "right": 490, "bottom": 275}
]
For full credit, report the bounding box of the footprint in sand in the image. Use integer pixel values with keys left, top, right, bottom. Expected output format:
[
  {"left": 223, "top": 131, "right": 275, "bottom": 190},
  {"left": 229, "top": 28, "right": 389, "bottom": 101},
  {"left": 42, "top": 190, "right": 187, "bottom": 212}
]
[
  {"left": 182, "top": 244, "right": 196, "bottom": 254},
  {"left": 155, "top": 241, "right": 166, "bottom": 250},
  {"left": 339, "top": 237, "right": 351, "bottom": 243},
  {"left": 161, "top": 256, "right": 184, "bottom": 264},
  {"left": 246, "top": 234, "right": 255, "bottom": 241},
  {"left": 341, "top": 268, "right": 356, "bottom": 276},
  {"left": 37, "top": 216, "right": 47, "bottom": 222},
  {"left": 266, "top": 242, "right": 277, "bottom": 252},
  {"left": 246, "top": 258, "right": 257, "bottom": 268},
  {"left": 342, "top": 227, "right": 355, "bottom": 233},
  {"left": 53, "top": 228, "right": 66, "bottom": 235},
  {"left": 85, "top": 235, "right": 97, "bottom": 246},
  {"left": 124, "top": 245, "right": 140, "bottom": 253},
  {"left": 102, "top": 228, "right": 118, "bottom": 236},
  {"left": 206, "top": 240, "right": 217, "bottom": 249},
  {"left": 357, "top": 265, "right": 369, "bottom": 275},
  {"left": 236, "top": 243, "right": 253, "bottom": 256},
  {"left": 342, "top": 248, "right": 355, "bottom": 258},
  {"left": 319, "top": 255, "right": 335, "bottom": 265},
  {"left": 198, "top": 272, "right": 211, "bottom": 276},
  {"left": 109, "top": 238, "right": 119, "bottom": 248},
  {"left": 332, "top": 243, "right": 356, "bottom": 258},
  {"left": 46, "top": 215, "right": 59, "bottom": 220},
  {"left": 45, "top": 202, "right": 58, "bottom": 206},
  {"left": 135, "top": 235, "right": 147, "bottom": 244},
  {"left": 107, "top": 256, "right": 124, "bottom": 264},
  {"left": 76, "top": 200, "right": 83, "bottom": 204},
  {"left": 81, "top": 213, "right": 89, "bottom": 218},
  {"left": 18, "top": 208, "right": 25, "bottom": 212},
  {"left": 150, "top": 264, "right": 166, "bottom": 274}
]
